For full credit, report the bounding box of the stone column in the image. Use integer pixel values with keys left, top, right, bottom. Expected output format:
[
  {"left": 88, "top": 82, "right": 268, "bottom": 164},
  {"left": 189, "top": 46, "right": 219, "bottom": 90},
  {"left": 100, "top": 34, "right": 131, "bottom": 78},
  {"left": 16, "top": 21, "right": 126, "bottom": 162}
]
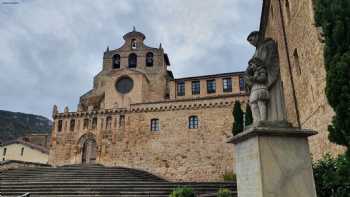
[{"left": 228, "top": 123, "right": 318, "bottom": 197}]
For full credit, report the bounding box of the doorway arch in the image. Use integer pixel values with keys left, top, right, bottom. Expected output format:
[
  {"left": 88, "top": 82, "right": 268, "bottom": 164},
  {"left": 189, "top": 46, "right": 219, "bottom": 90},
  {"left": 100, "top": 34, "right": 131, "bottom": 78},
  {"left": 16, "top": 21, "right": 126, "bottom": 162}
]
[{"left": 78, "top": 133, "right": 97, "bottom": 164}]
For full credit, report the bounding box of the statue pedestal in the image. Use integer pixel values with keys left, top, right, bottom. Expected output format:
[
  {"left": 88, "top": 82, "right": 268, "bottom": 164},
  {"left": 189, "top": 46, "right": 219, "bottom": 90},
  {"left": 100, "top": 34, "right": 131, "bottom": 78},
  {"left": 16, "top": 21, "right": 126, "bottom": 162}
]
[{"left": 228, "top": 123, "right": 318, "bottom": 197}]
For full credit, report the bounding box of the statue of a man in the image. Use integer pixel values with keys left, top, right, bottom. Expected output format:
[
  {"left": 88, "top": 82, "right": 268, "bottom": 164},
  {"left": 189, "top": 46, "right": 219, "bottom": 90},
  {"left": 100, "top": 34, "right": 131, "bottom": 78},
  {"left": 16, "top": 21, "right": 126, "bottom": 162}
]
[
  {"left": 246, "top": 31, "right": 286, "bottom": 123},
  {"left": 245, "top": 58, "right": 269, "bottom": 122}
]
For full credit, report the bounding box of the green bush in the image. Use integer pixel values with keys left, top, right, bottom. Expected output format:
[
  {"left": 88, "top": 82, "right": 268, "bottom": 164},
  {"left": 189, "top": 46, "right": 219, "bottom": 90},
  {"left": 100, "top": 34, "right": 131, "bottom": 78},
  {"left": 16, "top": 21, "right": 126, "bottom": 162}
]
[
  {"left": 223, "top": 171, "right": 236, "bottom": 181},
  {"left": 313, "top": 154, "right": 350, "bottom": 197},
  {"left": 217, "top": 188, "right": 232, "bottom": 197},
  {"left": 169, "top": 187, "right": 195, "bottom": 197}
]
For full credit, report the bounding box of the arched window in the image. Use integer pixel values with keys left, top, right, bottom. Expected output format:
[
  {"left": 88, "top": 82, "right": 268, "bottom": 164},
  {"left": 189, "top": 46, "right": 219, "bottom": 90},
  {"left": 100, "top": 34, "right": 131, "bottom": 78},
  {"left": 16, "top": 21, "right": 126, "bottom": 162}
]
[
  {"left": 131, "top": 39, "right": 137, "bottom": 49},
  {"left": 57, "top": 120, "right": 63, "bottom": 132},
  {"left": 146, "top": 52, "right": 154, "bottom": 67},
  {"left": 188, "top": 116, "right": 199, "bottom": 129},
  {"left": 128, "top": 53, "right": 137, "bottom": 68},
  {"left": 150, "top": 119, "right": 160, "bottom": 131},
  {"left": 119, "top": 115, "right": 125, "bottom": 128},
  {"left": 92, "top": 117, "right": 97, "bottom": 130},
  {"left": 106, "top": 116, "right": 112, "bottom": 130},
  {"left": 69, "top": 119, "right": 75, "bottom": 132},
  {"left": 112, "top": 54, "right": 120, "bottom": 69},
  {"left": 83, "top": 119, "right": 89, "bottom": 130}
]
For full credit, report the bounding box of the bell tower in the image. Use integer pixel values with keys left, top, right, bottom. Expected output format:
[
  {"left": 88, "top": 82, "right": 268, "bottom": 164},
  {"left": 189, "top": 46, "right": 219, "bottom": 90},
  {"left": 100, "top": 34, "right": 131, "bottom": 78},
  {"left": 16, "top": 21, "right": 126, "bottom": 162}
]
[{"left": 78, "top": 28, "right": 172, "bottom": 111}]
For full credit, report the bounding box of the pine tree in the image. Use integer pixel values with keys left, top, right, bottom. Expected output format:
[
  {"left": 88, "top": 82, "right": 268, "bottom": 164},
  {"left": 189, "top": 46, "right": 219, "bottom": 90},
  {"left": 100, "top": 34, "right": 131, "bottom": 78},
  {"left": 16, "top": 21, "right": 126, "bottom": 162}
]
[
  {"left": 315, "top": 0, "right": 350, "bottom": 155},
  {"left": 245, "top": 104, "right": 253, "bottom": 126},
  {"left": 232, "top": 101, "right": 244, "bottom": 135}
]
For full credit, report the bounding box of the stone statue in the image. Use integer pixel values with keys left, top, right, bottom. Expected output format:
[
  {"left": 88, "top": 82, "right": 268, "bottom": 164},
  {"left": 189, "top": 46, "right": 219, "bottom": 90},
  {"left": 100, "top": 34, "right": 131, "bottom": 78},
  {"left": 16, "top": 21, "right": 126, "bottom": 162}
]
[
  {"left": 245, "top": 58, "right": 269, "bottom": 122},
  {"left": 246, "top": 31, "right": 286, "bottom": 124}
]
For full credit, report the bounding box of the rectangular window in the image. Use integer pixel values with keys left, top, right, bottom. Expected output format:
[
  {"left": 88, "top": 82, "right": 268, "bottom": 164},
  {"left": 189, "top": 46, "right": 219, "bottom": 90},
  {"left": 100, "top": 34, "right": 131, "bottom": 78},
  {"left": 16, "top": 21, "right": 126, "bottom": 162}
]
[
  {"left": 21, "top": 147, "right": 24, "bottom": 156},
  {"left": 57, "top": 120, "right": 63, "bottom": 132},
  {"left": 69, "top": 119, "right": 75, "bottom": 132},
  {"left": 239, "top": 76, "right": 245, "bottom": 91},
  {"left": 223, "top": 78, "right": 232, "bottom": 92},
  {"left": 150, "top": 119, "right": 160, "bottom": 132},
  {"left": 3, "top": 148, "right": 6, "bottom": 156},
  {"left": 191, "top": 81, "right": 200, "bottom": 95},
  {"left": 83, "top": 119, "right": 89, "bottom": 130},
  {"left": 177, "top": 81, "right": 185, "bottom": 96},
  {"left": 207, "top": 80, "right": 216, "bottom": 94},
  {"left": 189, "top": 116, "right": 199, "bottom": 129}
]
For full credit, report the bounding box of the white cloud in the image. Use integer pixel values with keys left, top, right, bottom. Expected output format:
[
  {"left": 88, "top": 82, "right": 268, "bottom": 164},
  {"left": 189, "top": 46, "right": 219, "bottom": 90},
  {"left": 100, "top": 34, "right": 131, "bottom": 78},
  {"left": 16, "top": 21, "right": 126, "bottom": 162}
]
[{"left": 0, "top": 0, "right": 261, "bottom": 117}]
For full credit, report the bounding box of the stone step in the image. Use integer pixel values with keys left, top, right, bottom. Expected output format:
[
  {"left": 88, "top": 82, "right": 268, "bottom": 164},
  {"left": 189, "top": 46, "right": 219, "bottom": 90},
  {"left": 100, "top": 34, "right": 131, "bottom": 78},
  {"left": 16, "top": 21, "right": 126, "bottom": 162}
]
[
  {"left": 1, "top": 174, "right": 159, "bottom": 179},
  {"left": 4, "top": 169, "right": 150, "bottom": 172},
  {"left": 1, "top": 190, "right": 231, "bottom": 195},
  {"left": 0, "top": 184, "right": 234, "bottom": 188},
  {"left": 0, "top": 185, "right": 235, "bottom": 190},
  {"left": 2, "top": 178, "right": 163, "bottom": 181},
  {"left": 2, "top": 174, "right": 159, "bottom": 177},
  {"left": 1, "top": 183, "right": 235, "bottom": 189},
  {"left": 1, "top": 181, "right": 234, "bottom": 185},
  {"left": 0, "top": 165, "right": 237, "bottom": 197},
  {"left": 0, "top": 188, "right": 230, "bottom": 192},
  {"left": 3, "top": 195, "right": 170, "bottom": 197},
  {"left": 0, "top": 191, "right": 171, "bottom": 196},
  {"left": 3, "top": 170, "right": 159, "bottom": 174}
]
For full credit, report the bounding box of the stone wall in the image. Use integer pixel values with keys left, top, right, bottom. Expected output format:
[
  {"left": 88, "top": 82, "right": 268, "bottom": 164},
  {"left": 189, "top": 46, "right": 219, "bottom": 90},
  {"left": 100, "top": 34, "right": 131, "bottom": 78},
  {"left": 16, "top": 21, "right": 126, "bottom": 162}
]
[
  {"left": 261, "top": 0, "right": 344, "bottom": 160},
  {"left": 0, "top": 160, "right": 50, "bottom": 171},
  {"left": 49, "top": 96, "right": 247, "bottom": 181}
]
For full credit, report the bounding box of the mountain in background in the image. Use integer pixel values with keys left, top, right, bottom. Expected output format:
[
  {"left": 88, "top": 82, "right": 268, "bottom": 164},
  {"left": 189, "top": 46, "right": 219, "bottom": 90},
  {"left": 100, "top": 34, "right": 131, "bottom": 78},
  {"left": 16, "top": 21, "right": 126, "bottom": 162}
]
[{"left": 0, "top": 110, "right": 52, "bottom": 143}]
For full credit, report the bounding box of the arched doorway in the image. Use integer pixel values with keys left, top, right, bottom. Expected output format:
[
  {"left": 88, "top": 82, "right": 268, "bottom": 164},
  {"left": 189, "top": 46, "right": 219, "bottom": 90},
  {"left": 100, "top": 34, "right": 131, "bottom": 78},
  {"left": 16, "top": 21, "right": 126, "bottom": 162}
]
[
  {"left": 82, "top": 138, "right": 97, "bottom": 164},
  {"left": 78, "top": 133, "right": 97, "bottom": 164}
]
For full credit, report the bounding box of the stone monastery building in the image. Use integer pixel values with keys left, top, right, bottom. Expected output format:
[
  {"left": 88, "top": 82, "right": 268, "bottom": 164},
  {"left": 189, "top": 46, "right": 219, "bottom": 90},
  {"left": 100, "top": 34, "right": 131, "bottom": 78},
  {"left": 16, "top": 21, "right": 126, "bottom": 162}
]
[
  {"left": 49, "top": 29, "right": 247, "bottom": 181},
  {"left": 48, "top": 0, "right": 347, "bottom": 183}
]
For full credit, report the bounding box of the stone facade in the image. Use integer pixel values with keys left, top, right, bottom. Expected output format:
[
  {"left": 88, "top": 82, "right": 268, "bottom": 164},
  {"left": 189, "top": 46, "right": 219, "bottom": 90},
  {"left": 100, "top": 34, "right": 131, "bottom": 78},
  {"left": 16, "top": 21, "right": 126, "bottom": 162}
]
[
  {"left": 259, "top": 0, "right": 344, "bottom": 160},
  {"left": 49, "top": 29, "right": 248, "bottom": 181}
]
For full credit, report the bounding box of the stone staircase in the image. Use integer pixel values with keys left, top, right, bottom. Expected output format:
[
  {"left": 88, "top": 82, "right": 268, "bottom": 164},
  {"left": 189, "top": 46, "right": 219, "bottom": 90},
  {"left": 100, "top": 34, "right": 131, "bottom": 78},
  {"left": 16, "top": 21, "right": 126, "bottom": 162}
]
[{"left": 0, "top": 165, "right": 236, "bottom": 196}]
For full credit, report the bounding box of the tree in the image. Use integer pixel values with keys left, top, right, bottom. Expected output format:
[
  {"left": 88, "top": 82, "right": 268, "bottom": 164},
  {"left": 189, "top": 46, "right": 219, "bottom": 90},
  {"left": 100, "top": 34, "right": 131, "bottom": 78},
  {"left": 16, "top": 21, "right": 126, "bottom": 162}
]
[
  {"left": 313, "top": 154, "right": 350, "bottom": 197},
  {"left": 315, "top": 0, "right": 350, "bottom": 155},
  {"left": 232, "top": 101, "right": 244, "bottom": 135},
  {"left": 245, "top": 104, "right": 253, "bottom": 126}
]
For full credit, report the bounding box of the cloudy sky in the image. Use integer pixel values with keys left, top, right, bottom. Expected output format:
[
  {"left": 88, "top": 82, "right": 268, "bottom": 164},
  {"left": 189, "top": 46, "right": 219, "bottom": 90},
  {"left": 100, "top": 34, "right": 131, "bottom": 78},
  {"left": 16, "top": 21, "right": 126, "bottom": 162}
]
[{"left": 0, "top": 0, "right": 261, "bottom": 118}]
